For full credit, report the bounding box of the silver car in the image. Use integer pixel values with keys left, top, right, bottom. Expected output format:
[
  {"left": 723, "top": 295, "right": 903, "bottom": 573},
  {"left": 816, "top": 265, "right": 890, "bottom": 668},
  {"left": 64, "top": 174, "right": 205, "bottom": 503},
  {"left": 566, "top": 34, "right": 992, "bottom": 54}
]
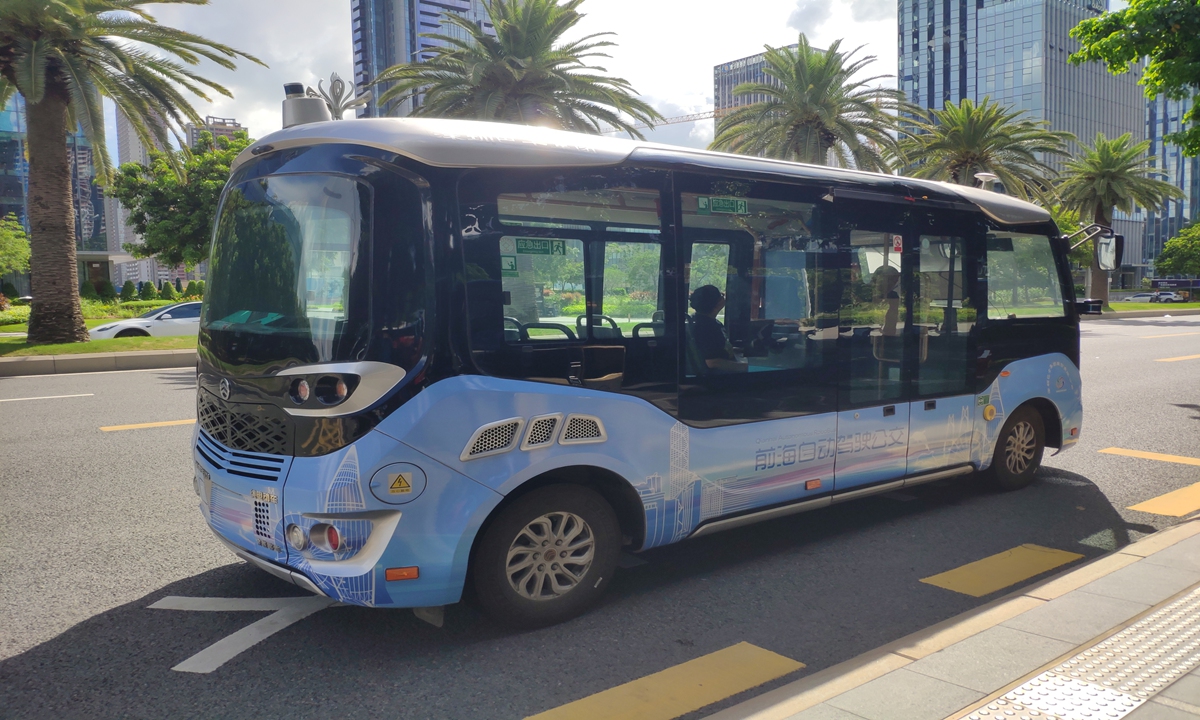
[{"left": 89, "top": 302, "right": 202, "bottom": 339}]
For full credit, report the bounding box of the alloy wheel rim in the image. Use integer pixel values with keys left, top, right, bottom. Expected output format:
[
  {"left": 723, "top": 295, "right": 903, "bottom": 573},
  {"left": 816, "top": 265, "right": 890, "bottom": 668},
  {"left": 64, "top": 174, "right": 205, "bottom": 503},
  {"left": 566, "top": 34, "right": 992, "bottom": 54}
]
[
  {"left": 505, "top": 511, "right": 595, "bottom": 601},
  {"left": 1005, "top": 420, "right": 1036, "bottom": 475}
]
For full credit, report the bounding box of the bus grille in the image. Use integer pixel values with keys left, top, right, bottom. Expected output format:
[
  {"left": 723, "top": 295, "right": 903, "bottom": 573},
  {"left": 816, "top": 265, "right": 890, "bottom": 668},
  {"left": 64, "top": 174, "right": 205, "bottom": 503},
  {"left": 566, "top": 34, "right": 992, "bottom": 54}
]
[
  {"left": 196, "top": 429, "right": 290, "bottom": 483},
  {"left": 197, "top": 390, "right": 292, "bottom": 457}
]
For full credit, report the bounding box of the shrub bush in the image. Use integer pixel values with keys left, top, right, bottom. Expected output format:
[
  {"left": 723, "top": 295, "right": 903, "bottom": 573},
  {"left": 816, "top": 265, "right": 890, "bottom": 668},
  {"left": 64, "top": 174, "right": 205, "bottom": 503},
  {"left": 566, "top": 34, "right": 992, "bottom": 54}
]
[
  {"left": 117, "top": 299, "right": 174, "bottom": 311},
  {"left": 140, "top": 281, "right": 159, "bottom": 300},
  {"left": 195, "top": 280, "right": 205, "bottom": 296},
  {"left": 159, "top": 281, "right": 178, "bottom": 300},
  {"left": 1, "top": 281, "right": 17, "bottom": 298},
  {"left": 98, "top": 280, "right": 118, "bottom": 301},
  {"left": 80, "top": 280, "right": 100, "bottom": 300},
  {"left": 183, "top": 280, "right": 199, "bottom": 298},
  {"left": 0, "top": 304, "right": 30, "bottom": 325},
  {"left": 0, "top": 293, "right": 8, "bottom": 311},
  {"left": 120, "top": 280, "right": 137, "bottom": 301},
  {"left": 561, "top": 302, "right": 586, "bottom": 316}
]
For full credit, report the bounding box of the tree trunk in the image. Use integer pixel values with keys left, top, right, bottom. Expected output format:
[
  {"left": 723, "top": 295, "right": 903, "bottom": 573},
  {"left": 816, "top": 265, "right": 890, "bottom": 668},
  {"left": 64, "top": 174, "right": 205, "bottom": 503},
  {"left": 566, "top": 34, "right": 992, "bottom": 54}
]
[
  {"left": 25, "top": 79, "right": 88, "bottom": 344},
  {"left": 1087, "top": 203, "right": 1112, "bottom": 306}
]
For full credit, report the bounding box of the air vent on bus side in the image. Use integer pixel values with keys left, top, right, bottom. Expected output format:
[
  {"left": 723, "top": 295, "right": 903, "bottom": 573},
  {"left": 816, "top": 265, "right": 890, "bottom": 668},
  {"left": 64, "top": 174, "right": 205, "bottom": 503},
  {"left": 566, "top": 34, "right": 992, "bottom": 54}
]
[
  {"left": 559, "top": 415, "right": 607, "bottom": 445},
  {"left": 520, "top": 414, "right": 562, "bottom": 451},
  {"left": 460, "top": 418, "right": 525, "bottom": 461}
]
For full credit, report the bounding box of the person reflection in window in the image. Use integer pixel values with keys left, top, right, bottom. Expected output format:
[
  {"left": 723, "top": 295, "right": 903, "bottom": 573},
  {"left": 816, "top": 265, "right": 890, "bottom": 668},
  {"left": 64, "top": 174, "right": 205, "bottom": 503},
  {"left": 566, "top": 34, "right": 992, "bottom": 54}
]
[
  {"left": 874, "top": 266, "right": 902, "bottom": 336},
  {"left": 690, "top": 284, "right": 747, "bottom": 373}
]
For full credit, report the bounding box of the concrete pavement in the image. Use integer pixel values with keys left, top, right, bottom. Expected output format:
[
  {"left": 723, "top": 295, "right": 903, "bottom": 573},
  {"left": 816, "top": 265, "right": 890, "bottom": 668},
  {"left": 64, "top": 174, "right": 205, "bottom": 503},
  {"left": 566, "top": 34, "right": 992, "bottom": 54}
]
[{"left": 708, "top": 519, "right": 1200, "bottom": 720}]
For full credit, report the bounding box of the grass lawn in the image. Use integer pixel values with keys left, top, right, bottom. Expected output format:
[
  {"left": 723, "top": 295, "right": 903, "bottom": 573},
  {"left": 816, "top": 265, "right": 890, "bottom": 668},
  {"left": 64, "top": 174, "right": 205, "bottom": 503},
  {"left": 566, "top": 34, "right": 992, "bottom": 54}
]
[
  {"left": 0, "top": 335, "right": 195, "bottom": 357},
  {"left": 1109, "top": 302, "right": 1200, "bottom": 311},
  {"left": 0, "top": 318, "right": 114, "bottom": 333}
]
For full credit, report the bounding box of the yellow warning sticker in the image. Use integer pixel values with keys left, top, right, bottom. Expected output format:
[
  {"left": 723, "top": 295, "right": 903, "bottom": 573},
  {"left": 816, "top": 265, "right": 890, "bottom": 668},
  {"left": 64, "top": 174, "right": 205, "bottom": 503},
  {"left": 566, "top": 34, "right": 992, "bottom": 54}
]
[{"left": 388, "top": 473, "right": 413, "bottom": 494}]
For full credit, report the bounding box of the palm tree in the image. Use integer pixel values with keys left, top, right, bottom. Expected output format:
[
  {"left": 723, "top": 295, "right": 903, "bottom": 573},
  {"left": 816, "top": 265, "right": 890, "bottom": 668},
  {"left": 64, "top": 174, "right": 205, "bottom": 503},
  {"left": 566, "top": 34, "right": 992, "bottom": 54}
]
[
  {"left": 1058, "top": 132, "right": 1182, "bottom": 304},
  {"left": 0, "top": 0, "right": 262, "bottom": 344},
  {"left": 708, "top": 36, "right": 909, "bottom": 171},
  {"left": 899, "top": 97, "right": 1072, "bottom": 204},
  {"left": 372, "top": 0, "right": 662, "bottom": 138}
]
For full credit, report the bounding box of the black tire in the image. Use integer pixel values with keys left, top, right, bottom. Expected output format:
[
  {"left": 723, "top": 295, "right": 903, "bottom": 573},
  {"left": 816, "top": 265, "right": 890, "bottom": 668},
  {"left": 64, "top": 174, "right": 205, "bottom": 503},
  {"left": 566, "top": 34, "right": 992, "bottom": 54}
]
[
  {"left": 115, "top": 329, "right": 148, "bottom": 338},
  {"left": 472, "top": 485, "right": 620, "bottom": 628},
  {"left": 987, "top": 405, "right": 1045, "bottom": 491}
]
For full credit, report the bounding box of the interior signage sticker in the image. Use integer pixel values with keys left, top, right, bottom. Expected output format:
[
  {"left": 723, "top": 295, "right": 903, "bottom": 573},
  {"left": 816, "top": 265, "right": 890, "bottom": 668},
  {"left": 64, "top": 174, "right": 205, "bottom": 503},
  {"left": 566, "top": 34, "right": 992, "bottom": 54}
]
[
  {"left": 697, "top": 196, "right": 749, "bottom": 215},
  {"left": 500, "top": 255, "right": 518, "bottom": 277},
  {"left": 514, "top": 237, "right": 566, "bottom": 255}
]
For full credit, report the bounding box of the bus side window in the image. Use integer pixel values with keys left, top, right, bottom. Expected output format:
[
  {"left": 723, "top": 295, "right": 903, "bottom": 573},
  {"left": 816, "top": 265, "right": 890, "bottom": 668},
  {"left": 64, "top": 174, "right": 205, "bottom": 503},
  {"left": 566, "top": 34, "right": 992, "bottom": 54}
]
[
  {"left": 914, "top": 236, "right": 973, "bottom": 396},
  {"left": 985, "top": 234, "right": 1066, "bottom": 319},
  {"left": 677, "top": 182, "right": 838, "bottom": 423}
]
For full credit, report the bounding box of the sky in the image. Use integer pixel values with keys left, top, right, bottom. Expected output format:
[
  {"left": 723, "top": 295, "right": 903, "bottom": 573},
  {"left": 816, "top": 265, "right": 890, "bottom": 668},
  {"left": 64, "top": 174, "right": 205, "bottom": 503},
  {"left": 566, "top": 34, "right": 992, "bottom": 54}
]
[{"left": 103, "top": 0, "right": 900, "bottom": 160}]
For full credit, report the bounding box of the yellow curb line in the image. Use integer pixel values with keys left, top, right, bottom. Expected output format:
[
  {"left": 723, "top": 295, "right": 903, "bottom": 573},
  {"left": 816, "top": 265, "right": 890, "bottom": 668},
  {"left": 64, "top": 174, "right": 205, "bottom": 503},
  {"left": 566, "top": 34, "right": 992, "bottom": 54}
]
[{"left": 704, "top": 519, "right": 1200, "bottom": 720}]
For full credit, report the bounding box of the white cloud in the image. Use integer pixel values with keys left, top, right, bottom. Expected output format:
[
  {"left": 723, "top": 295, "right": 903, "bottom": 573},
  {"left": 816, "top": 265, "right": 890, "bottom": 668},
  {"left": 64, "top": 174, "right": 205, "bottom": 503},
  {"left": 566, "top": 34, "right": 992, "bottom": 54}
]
[
  {"left": 96, "top": 0, "right": 899, "bottom": 155},
  {"left": 788, "top": 0, "right": 834, "bottom": 36}
]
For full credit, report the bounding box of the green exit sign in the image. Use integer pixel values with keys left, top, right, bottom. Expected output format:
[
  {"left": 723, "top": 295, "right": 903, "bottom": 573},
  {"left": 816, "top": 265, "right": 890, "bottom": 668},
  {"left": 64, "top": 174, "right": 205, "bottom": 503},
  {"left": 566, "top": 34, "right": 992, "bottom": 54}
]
[{"left": 697, "top": 196, "right": 748, "bottom": 215}]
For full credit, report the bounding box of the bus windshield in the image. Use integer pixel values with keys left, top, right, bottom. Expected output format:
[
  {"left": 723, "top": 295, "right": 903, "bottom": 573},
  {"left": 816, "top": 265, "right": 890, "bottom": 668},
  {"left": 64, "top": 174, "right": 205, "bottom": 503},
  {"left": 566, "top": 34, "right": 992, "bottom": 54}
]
[{"left": 203, "top": 173, "right": 370, "bottom": 365}]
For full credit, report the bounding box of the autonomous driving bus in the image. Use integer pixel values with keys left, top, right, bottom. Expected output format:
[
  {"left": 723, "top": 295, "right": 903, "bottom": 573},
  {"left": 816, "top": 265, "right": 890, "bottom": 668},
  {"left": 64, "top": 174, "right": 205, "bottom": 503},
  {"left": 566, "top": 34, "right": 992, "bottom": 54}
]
[{"left": 193, "top": 91, "right": 1118, "bottom": 627}]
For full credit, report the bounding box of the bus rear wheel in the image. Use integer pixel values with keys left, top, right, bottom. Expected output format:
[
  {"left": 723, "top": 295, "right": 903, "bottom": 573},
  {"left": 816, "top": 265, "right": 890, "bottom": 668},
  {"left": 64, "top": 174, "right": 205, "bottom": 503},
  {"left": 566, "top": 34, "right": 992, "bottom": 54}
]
[
  {"left": 988, "top": 406, "right": 1045, "bottom": 491},
  {"left": 473, "top": 485, "right": 620, "bottom": 628}
]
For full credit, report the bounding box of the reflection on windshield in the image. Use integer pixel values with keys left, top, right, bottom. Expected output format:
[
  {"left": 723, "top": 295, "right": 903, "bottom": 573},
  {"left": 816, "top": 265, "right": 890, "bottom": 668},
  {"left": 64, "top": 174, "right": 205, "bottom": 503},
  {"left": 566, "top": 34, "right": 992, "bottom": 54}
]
[{"left": 204, "top": 174, "right": 366, "bottom": 362}]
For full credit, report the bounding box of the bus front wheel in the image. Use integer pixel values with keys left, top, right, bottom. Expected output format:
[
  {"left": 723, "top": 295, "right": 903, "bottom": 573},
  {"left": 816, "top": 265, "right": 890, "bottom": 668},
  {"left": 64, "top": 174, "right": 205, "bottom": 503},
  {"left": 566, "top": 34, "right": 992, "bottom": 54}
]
[
  {"left": 473, "top": 485, "right": 620, "bottom": 628},
  {"left": 988, "top": 406, "right": 1045, "bottom": 491}
]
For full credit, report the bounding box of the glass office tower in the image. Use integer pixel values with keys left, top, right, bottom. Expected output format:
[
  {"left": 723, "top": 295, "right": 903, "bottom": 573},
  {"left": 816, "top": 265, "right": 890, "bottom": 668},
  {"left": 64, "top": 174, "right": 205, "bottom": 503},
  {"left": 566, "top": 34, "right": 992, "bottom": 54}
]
[
  {"left": 351, "top": 0, "right": 495, "bottom": 117},
  {"left": 713, "top": 45, "right": 801, "bottom": 116},
  {"left": 1144, "top": 95, "right": 1200, "bottom": 267},
  {"left": 897, "top": 0, "right": 1144, "bottom": 170},
  {"left": 898, "top": 0, "right": 1150, "bottom": 282},
  {"left": 0, "top": 96, "right": 118, "bottom": 293}
]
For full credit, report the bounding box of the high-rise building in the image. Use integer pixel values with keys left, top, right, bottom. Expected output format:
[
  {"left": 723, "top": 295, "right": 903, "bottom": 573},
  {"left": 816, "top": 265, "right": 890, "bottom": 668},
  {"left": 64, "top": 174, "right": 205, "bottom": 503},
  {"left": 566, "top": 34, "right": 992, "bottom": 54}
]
[
  {"left": 1144, "top": 96, "right": 1200, "bottom": 271},
  {"left": 898, "top": 0, "right": 1144, "bottom": 169},
  {"left": 0, "top": 95, "right": 123, "bottom": 294},
  {"left": 898, "top": 0, "right": 1148, "bottom": 281},
  {"left": 183, "top": 116, "right": 244, "bottom": 148},
  {"left": 351, "top": 0, "right": 495, "bottom": 118},
  {"left": 109, "top": 110, "right": 206, "bottom": 288},
  {"left": 713, "top": 45, "right": 801, "bottom": 117}
]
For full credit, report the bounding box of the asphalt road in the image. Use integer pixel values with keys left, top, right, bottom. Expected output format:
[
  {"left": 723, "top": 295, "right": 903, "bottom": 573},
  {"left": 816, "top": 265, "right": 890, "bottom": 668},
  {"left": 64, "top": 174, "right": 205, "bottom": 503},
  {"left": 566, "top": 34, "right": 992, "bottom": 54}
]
[{"left": 1, "top": 316, "right": 1198, "bottom": 719}]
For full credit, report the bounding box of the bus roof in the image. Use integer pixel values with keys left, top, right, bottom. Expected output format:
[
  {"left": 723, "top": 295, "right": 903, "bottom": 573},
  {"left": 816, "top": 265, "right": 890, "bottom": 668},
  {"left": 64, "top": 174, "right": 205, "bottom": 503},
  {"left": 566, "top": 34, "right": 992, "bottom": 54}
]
[{"left": 234, "top": 117, "right": 1051, "bottom": 226}]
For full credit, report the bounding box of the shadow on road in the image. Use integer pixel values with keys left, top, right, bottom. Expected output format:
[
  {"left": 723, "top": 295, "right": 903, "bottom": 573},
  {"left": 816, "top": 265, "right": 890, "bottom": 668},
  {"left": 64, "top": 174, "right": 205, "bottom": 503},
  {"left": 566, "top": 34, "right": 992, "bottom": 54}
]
[{"left": 0, "top": 468, "right": 1146, "bottom": 720}]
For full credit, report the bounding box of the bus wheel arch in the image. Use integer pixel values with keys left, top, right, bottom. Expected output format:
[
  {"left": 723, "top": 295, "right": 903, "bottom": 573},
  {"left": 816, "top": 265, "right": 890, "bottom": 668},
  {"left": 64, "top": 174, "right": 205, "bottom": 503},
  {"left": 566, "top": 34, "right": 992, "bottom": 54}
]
[
  {"left": 1021, "top": 397, "right": 1062, "bottom": 450},
  {"left": 987, "top": 402, "right": 1050, "bottom": 491},
  {"left": 468, "top": 465, "right": 645, "bottom": 568},
  {"left": 464, "top": 465, "right": 645, "bottom": 624}
]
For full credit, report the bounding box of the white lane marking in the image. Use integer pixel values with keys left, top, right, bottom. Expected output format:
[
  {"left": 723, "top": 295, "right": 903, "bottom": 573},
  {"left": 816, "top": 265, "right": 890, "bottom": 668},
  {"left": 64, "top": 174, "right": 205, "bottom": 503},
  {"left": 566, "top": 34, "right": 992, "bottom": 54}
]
[
  {"left": 12, "top": 367, "right": 194, "bottom": 379},
  {"left": 151, "top": 595, "right": 334, "bottom": 673},
  {"left": 148, "top": 596, "right": 304, "bottom": 612},
  {"left": 0, "top": 393, "right": 94, "bottom": 402}
]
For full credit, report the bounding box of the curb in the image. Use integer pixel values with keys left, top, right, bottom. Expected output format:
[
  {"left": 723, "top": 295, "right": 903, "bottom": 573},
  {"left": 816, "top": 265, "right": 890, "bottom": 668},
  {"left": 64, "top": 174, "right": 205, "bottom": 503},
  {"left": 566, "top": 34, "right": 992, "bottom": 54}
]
[
  {"left": 704, "top": 518, "right": 1200, "bottom": 720},
  {"left": 1082, "top": 307, "right": 1200, "bottom": 320},
  {"left": 0, "top": 349, "right": 197, "bottom": 377}
]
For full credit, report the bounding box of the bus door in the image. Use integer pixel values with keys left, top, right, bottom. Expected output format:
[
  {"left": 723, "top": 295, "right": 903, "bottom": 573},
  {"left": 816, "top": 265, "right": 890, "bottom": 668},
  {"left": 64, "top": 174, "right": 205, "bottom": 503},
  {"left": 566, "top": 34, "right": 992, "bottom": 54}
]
[
  {"left": 832, "top": 199, "right": 912, "bottom": 491},
  {"left": 674, "top": 176, "right": 840, "bottom": 521},
  {"left": 906, "top": 213, "right": 982, "bottom": 475}
]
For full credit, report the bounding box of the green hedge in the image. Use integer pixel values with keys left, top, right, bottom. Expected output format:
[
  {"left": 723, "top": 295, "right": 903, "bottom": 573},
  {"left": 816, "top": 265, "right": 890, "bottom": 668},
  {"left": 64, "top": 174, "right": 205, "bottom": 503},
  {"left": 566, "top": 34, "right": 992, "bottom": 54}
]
[{"left": 0, "top": 305, "right": 30, "bottom": 325}]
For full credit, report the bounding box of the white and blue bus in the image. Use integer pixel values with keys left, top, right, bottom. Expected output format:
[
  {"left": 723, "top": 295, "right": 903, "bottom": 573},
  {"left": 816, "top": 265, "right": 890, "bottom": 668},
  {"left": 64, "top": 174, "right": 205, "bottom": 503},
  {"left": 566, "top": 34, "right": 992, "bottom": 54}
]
[{"left": 194, "top": 115, "right": 1117, "bottom": 627}]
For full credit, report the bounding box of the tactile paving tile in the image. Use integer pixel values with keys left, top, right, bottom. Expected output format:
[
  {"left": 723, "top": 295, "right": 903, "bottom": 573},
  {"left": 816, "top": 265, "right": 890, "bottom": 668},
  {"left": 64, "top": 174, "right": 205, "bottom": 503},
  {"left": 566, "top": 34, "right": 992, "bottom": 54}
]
[{"left": 953, "top": 585, "right": 1200, "bottom": 720}]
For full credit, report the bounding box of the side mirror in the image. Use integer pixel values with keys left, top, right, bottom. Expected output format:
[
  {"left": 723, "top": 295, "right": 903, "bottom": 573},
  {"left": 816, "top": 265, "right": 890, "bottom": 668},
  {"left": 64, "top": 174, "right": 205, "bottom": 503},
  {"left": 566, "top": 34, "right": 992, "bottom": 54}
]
[
  {"left": 1097, "top": 234, "right": 1124, "bottom": 271},
  {"left": 159, "top": 313, "right": 173, "bottom": 320}
]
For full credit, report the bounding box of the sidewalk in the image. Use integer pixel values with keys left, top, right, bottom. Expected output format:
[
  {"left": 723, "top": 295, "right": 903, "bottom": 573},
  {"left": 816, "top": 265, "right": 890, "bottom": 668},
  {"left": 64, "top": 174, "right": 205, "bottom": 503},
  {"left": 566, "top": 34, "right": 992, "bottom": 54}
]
[
  {"left": 0, "top": 348, "right": 196, "bottom": 376},
  {"left": 708, "top": 518, "right": 1200, "bottom": 720}
]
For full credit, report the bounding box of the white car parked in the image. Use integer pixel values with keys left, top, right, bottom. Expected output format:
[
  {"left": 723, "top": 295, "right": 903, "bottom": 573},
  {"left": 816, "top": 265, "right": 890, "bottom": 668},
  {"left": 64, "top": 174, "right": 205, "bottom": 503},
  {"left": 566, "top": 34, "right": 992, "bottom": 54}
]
[{"left": 89, "top": 302, "right": 202, "bottom": 339}]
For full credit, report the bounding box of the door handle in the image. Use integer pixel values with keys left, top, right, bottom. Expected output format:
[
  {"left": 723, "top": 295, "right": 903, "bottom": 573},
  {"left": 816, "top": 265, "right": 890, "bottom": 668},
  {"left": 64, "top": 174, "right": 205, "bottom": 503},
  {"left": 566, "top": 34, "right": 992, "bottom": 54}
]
[{"left": 883, "top": 405, "right": 896, "bottom": 417}]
